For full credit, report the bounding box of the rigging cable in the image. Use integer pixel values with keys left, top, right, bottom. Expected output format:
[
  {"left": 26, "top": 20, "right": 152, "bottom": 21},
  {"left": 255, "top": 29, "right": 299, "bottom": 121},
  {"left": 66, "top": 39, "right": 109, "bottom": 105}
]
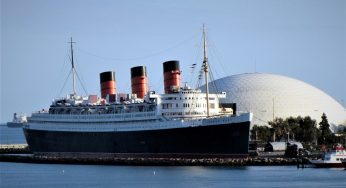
[
  {"left": 73, "top": 55, "right": 89, "bottom": 95},
  {"left": 55, "top": 53, "right": 70, "bottom": 97},
  {"left": 58, "top": 69, "right": 72, "bottom": 97},
  {"left": 75, "top": 71, "right": 88, "bottom": 95}
]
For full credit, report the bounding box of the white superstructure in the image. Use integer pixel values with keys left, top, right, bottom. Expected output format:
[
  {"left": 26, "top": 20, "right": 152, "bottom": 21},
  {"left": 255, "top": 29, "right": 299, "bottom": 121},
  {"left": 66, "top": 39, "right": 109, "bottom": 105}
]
[{"left": 26, "top": 86, "right": 248, "bottom": 132}]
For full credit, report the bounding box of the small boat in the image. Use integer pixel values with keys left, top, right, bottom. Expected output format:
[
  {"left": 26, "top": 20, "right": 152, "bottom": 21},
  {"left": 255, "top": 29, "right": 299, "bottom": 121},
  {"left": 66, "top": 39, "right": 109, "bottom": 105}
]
[
  {"left": 7, "top": 113, "right": 27, "bottom": 128},
  {"left": 309, "top": 144, "right": 346, "bottom": 168}
]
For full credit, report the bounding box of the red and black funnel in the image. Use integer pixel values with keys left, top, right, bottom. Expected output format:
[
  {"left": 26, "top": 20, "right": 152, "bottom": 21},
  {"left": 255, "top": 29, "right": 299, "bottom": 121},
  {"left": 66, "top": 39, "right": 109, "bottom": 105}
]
[
  {"left": 131, "top": 66, "right": 148, "bottom": 98},
  {"left": 100, "top": 71, "right": 116, "bottom": 99},
  {"left": 163, "top": 60, "right": 181, "bottom": 93}
]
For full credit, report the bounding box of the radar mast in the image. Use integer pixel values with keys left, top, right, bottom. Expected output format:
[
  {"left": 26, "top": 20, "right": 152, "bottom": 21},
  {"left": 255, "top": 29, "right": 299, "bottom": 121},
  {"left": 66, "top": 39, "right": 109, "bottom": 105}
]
[{"left": 68, "top": 37, "right": 77, "bottom": 96}]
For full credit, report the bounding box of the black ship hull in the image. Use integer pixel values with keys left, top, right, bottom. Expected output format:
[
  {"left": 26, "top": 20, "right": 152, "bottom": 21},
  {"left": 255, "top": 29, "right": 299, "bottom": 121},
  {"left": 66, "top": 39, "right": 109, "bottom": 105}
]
[{"left": 23, "top": 122, "right": 250, "bottom": 158}]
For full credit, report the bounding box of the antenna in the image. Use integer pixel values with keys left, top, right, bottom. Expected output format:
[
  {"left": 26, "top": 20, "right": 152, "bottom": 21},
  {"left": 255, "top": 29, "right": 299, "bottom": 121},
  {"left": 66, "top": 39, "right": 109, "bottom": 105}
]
[
  {"left": 203, "top": 24, "right": 210, "bottom": 117},
  {"left": 68, "top": 37, "right": 76, "bottom": 96}
]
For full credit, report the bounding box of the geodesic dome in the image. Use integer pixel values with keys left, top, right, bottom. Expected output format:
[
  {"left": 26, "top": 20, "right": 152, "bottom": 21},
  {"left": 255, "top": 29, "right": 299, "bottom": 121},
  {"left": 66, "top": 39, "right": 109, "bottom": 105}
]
[{"left": 203, "top": 73, "right": 346, "bottom": 127}]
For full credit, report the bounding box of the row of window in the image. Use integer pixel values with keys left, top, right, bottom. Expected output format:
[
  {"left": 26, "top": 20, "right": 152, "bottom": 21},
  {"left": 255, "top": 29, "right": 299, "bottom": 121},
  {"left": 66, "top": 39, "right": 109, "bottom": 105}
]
[
  {"left": 183, "top": 103, "right": 207, "bottom": 108},
  {"left": 181, "top": 91, "right": 198, "bottom": 94},
  {"left": 30, "top": 119, "right": 156, "bottom": 124},
  {"left": 32, "top": 112, "right": 156, "bottom": 121},
  {"left": 162, "top": 103, "right": 216, "bottom": 109},
  {"left": 163, "top": 97, "right": 215, "bottom": 101},
  {"left": 161, "top": 111, "right": 205, "bottom": 116},
  {"left": 49, "top": 105, "right": 156, "bottom": 115}
]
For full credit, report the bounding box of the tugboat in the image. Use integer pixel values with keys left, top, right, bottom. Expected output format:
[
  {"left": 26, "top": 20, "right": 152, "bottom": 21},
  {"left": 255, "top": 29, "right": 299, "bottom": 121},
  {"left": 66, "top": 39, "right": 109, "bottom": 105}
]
[
  {"left": 309, "top": 144, "right": 346, "bottom": 168},
  {"left": 23, "top": 27, "right": 253, "bottom": 158},
  {"left": 7, "top": 113, "right": 27, "bottom": 128}
]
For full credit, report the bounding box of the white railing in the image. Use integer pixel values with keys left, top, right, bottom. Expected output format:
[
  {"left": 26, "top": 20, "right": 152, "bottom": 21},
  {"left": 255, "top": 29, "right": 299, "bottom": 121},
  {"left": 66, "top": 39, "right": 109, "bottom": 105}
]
[{"left": 30, "top": 111, "right": 157, "bottom": 122}]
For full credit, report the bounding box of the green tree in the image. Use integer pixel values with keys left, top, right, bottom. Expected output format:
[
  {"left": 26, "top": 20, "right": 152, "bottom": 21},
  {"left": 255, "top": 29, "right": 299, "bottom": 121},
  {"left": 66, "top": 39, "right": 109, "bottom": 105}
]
[
  {"left": 268, "top": 118, "right": 290, "bottom": 141},
  {"left": 268, "top": 116, "right": 319, "bottom": 145},
  {"left": 299, "top": 116, "right": 318, "bottom": 145},
  {"left": 318, "top": 113, "right": 334, "bottom": 144},
  {"left": 250, "top": 125, "right": 272, "bottom": 142},
  {"left": 286, "top": 116, "right": 302, "bottom": 140},
  {"left": 340, "top": 126, "right": 346, "bottom": 134}
]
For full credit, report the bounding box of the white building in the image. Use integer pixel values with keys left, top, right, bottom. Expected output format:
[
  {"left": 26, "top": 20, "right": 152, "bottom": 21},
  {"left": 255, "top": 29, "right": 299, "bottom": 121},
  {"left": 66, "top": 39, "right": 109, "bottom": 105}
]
[{"left": 203, "top": 73, "right": 346, "bottom": 128}]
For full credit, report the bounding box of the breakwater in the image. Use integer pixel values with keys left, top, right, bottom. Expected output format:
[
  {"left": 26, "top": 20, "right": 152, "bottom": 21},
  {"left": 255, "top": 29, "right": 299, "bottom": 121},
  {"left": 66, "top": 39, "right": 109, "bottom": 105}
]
[
  {"left": 0, "top": 154, "right": 305, "bottom": 166},
  {"left": 0, "top": 145, "right": 310, "bottom": 166}
]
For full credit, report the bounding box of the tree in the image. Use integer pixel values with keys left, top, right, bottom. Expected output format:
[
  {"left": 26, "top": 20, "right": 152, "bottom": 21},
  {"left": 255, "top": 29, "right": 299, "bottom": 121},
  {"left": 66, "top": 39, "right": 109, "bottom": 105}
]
[
  {"left": 286, "top": 116, "right": 302, "bottom": 141},
  {"left": 340, "top": 126, "right": 346, "bottom": 134},
  {"left": 250, "top": 125, "right": 272, "bottom": 142},
  {"left": 318, "top": 113, "right": 334, "bottom": 144},
  {"left": 299, "top": 116, "right": 318, "bottom": 145},
  {"left": 319, "top": 113, "right": 330, "bottom": 133},
  {"left": 268, "top": 118, "right": 290, "bottom": 141},
  {"left": 268, "top": 116, "right": 319, "bottom": 145}
]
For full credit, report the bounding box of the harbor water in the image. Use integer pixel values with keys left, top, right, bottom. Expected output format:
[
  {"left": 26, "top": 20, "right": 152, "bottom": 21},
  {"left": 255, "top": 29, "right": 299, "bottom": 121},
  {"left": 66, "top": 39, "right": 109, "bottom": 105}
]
[
  {"left": 0, "top": 125, "right": 26, "bottom": 144},
  {"left": 1, "top": 163, "right": 345, "bottom": 188},
  {"left": 1, "top": 125, "right": 346, "bottom": 188}
]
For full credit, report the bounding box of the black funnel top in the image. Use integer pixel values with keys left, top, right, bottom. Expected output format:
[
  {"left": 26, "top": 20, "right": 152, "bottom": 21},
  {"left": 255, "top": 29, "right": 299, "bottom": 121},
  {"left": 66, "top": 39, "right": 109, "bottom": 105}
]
[
  {"left": 131, "top": 66, "right": 147, "bottom": 78},
  {"left": 100, "top": 71, "right": 115, "bottom": 83},
  {"left": 163, "top": 60, "right": 180, "bottom": 73}
]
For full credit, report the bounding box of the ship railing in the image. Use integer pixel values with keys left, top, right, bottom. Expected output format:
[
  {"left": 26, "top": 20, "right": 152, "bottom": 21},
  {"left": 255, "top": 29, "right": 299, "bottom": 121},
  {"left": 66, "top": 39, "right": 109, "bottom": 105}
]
[
  {"left": 179, "top": 112, "right": 251, "bottom": 126},
  {"left": 30, "top": 111, "right": 157, "bottom": 122},
  {"left": 182, "top": 119, "right": 202, "bottom": 127}
]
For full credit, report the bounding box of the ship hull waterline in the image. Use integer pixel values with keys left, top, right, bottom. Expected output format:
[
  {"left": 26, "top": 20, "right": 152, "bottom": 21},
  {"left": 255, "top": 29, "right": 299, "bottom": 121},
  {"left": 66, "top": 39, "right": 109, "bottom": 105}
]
[{"left": 23, "top": 121, "right": 250, "bottom": 158}]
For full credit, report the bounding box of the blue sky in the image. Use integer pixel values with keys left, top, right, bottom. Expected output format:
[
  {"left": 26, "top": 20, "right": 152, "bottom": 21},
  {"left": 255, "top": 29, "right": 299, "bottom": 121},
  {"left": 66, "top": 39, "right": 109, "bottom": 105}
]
[{"left": 1, "top": 0, "right": 345, "bottom": 122}]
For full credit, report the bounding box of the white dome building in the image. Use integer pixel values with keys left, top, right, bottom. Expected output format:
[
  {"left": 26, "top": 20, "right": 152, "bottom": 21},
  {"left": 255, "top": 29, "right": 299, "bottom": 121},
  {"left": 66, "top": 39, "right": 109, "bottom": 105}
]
[{"left": 203, "top": 73, "right": 346, "bottom": 128}]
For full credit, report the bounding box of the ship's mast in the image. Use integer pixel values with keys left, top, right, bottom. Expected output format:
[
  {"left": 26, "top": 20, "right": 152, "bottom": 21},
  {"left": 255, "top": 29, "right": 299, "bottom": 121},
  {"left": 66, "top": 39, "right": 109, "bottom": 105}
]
[
  {"left": 203, "top": 25, "right": 210, "bottom": 117},
  {"left": 69, "top": 37, "right": 76, "bottom": 96}
]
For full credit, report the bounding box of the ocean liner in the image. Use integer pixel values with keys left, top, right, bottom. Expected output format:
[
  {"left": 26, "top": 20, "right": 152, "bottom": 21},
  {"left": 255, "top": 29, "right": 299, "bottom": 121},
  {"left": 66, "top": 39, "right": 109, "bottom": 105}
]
[{"left": 23, "top": 28, "right": 252, "bottom": 158}]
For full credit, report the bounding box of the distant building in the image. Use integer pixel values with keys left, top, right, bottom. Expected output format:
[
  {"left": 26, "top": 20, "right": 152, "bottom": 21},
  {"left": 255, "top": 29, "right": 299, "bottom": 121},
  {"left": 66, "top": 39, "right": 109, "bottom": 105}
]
[{"left": 202, "top": 73, "right": 346, "bottom": 129}]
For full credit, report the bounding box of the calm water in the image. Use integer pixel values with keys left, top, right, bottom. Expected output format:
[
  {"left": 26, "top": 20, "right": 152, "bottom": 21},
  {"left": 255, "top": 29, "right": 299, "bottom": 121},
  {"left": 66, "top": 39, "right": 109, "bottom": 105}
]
[
  {"left": 0, "top": 126, "right": 345, "bottom": 188},
  {"left": 0, "top": 125, "right": 26, "bottom": 144},
  {"left": 0, "top": 164, "right": 345, "bottom": 188}
]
